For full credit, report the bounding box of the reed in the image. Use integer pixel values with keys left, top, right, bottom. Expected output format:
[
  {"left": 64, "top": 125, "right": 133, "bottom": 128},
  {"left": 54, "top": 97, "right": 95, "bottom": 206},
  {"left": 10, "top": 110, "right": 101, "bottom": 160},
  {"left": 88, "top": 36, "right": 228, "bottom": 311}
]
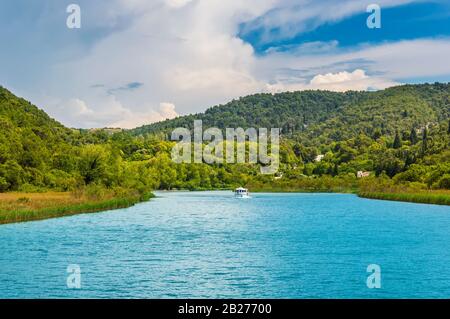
[
  {"left": 0, "top": 189, "right": 154, "bottom": 225},
  {"left": 358, "top": 191, "right": 450, "bottom": 206},
  {"left": 246, "top": 176, "right": 358, "bottom": 193}
]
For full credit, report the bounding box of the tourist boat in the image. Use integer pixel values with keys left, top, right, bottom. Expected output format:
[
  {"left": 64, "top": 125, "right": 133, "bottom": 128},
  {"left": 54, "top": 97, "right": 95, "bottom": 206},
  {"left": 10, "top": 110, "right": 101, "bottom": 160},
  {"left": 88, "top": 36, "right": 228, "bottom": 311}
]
[{"left": 234, "top": 187, "right": 250, "bottom": 198}]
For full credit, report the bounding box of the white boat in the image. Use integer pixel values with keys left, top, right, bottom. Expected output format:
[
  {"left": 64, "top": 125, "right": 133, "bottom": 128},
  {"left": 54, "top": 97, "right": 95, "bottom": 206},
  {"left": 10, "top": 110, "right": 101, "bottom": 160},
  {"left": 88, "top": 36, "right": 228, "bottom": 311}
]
[{"left": 234, "top": 187, "right": 250, "bottom": 198}]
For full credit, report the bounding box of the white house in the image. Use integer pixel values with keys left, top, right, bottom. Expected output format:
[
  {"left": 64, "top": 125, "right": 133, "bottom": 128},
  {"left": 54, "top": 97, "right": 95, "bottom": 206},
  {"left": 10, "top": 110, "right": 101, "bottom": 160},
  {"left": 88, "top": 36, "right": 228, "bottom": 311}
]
[
  {"left": 315, "top": 154, "right": 325, "bottom": 162},
  {"left": 357, "top": 171, "right": 370, "bottom": 178}
]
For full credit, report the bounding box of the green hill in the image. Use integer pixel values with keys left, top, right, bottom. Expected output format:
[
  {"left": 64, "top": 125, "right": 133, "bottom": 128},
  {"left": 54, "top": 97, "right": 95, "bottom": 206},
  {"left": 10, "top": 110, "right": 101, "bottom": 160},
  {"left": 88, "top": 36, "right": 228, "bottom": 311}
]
[
  {"left": 0, "top": 86, "right": 149, "bottom": 192},
  {"left": 130, "top": 83, "right": 449, "bottom": 140},
  {"left": 130, "top": 90, "right": 359, "bottom": 136},
  {"left": 126, "top": 83, "right": 450, "bottom": 193},
  {"left": 0, "top": 83, "right": 449, "bottom": 197},
  {"left": 0, "top": 87, "right": 73, "bottom": 190}
]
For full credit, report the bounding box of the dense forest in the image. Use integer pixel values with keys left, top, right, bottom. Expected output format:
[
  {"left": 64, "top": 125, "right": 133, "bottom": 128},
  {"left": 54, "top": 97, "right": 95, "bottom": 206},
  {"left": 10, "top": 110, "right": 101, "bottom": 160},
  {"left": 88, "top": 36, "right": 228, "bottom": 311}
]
[{"left": 0, "top": 83, "right": 449, "bottom": 195}]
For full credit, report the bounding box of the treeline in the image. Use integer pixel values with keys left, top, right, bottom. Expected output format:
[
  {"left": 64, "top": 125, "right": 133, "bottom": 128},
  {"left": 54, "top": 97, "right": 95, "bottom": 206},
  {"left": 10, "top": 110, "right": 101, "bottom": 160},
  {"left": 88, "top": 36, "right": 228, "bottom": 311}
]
[{"left": 130, "top": 83, "right": 449, "bottom": 137}]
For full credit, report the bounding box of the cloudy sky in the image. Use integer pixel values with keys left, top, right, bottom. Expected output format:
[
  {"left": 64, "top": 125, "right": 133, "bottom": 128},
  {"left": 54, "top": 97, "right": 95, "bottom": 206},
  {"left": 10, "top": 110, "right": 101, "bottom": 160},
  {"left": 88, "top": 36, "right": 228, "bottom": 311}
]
[{"left": 1, "top": 0, "right": 450, "bottom": 128}]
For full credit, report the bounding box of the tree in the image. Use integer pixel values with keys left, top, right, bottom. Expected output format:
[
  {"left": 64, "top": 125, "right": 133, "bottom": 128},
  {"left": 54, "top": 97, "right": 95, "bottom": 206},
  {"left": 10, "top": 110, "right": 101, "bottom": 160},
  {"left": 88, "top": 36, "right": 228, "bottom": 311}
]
[
  {"left": 436, "top": 174, "right": 450, "bottom": 189},
  {"left": 393, "top": 131, "right": 401, "bottom": 149},
  {"left": 332, "top": 163, "right": 339, "bottom": 177},
  {"left": 409, "top": 128, "right": 418, "bottom": 145},
  {"left": 372, "top": 129, "right": 382, "bottom": 140},
  {"left": 78, "top": 145, "right": 109, "bottom": 185},
  {"left": 0, "top": 176, "right": 10, "bottom": 192},
  {"left": 0, "top": 160, "right": 24, "bottom": 190},
  {"left": 421, "top": 128, "right": 428, "bottom": 155}
]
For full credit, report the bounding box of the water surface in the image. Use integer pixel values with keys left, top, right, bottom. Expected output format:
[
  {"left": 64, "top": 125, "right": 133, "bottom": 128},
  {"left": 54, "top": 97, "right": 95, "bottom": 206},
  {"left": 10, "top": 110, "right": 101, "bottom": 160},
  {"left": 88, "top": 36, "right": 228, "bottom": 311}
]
[{"left": 0, "top": 191, "right": 449, "bottom": 298}]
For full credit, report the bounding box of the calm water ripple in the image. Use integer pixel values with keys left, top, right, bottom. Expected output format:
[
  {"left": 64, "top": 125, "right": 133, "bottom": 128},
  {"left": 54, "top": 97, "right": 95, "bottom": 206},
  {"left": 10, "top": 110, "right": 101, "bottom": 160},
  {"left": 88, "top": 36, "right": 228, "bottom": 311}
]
[{"left": 0, "top": 191, "right": 449, "bottom": 298}]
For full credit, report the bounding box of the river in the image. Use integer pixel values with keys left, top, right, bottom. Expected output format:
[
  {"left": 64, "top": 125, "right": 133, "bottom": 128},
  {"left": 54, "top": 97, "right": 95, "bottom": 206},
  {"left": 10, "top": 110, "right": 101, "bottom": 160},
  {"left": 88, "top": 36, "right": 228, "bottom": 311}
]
[{"left": 0, "top": 191, "right": 449, "bottom": 298}]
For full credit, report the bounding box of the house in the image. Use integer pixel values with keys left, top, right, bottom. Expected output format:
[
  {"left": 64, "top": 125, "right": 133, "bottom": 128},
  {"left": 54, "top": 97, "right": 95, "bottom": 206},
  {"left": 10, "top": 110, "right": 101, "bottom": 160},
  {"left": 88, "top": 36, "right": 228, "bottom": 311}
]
[
  {"left": 315, "top": 154, "right": 325, "bottom": 162},
  {"left": 357, "top": 171, "right": 371, "bottom": 178}
]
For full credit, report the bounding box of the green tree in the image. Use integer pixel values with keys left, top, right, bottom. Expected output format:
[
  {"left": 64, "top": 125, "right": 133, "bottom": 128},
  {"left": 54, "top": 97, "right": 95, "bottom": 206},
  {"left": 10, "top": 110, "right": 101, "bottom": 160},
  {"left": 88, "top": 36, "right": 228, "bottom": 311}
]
[
  {"left": 409, "top": 128, "right": 418, "bottom": 145},
  {"left": 421, "top": 128, "right": 428, "bottom": 155},
  {"left": 393, "top": 131, "right": 402, "bottom": 149},
  {"left": 78, "top": 145, "right": 109, "bottom": 185}
]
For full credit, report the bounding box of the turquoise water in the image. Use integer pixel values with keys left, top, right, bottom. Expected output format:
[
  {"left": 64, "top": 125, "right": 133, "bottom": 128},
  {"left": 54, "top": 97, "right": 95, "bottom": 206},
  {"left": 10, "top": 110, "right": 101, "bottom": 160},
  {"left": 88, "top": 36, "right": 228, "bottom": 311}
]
[{"left": 0, "top": 191, "right": 449, "bottom": 298}]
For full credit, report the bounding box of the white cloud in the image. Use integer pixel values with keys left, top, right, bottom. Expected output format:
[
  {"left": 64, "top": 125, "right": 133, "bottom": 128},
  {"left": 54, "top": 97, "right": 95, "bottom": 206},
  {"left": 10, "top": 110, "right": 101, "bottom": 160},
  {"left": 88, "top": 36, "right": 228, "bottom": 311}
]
[
  {"left": 5, "top": 0, "right": 450, "bottom": 128},
  {"left": 266, "top": 69, "right": 399, "bottom": 93},
  {"left": 165, "top": 0, "right": 193, "bottom": 8},
  {"left": 109, "top": 102, "right": 178, "bottom": 129},
  {"left": 41, "top": 93, "right": 178, "bottom": 129},
  {"left": 260, "top": 38, "right": 450, "bottom": 84},
  {"left": 158, "top": 102, "right": 178, "bottom": 119},
  {"left": 310, "top": 69, "right": 367, "bottom": 85},
  {"left": 43, "top": 97, "right": 99, "bottom": 128},
  {"left": 65, "top": 99, "right": 94, "bottom": 116}
]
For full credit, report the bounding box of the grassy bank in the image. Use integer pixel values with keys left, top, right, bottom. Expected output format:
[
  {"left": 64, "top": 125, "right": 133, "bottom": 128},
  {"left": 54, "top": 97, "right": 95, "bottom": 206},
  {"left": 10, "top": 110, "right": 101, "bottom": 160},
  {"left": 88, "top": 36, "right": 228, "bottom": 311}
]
[
  {"left": 357, "top": 178, "right": 450, "bottom": 205},
  {"left": 246, "top": 177, "right": 450, "bottom": 205},
  {"left": 246, "top": 176, "right": 358, "bottom": 194},
  {"left": 358, "top": 190, "right": 450, "bottom": 206},
  {"left": 0, "top": 189, "right": 153, "bottom": 225}
]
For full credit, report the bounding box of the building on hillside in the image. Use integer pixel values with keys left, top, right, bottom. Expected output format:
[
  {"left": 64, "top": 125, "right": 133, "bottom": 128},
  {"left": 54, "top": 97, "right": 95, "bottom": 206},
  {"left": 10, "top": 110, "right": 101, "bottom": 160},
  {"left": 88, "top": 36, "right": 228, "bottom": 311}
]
[
  {"left": 315, "top": 154, "right": 325, "bottom": 162},
  {"left": 357, "top": 171, "right": 371, "bottom": 178}
]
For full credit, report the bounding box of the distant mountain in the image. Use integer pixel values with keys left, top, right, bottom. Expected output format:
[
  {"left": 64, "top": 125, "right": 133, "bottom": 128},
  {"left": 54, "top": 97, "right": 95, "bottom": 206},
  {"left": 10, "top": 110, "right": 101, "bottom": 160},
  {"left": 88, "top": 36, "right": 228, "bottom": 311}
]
[{"left": 129, "top": 83, "right": 450, "bottom": 143}]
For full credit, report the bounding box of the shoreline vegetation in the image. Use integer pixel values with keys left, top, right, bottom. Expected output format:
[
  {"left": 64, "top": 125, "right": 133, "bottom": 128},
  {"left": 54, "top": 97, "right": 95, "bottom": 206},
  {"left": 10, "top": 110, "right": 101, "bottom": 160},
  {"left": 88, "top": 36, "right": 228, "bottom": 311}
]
[
  {"left": 1, "top": 84, "right": 449, "bottom": 224},
  {"left": 245, "top": 176, "right": 450, "bottom": 205},
  {"left": 0, "top": 180, "right": 448, "bottom": 226},
  {"left": 0, "top": 187, "right": 153, "bottom": 225},
  {"left": 356, "top": 180, "right": 450, "bottom": 206},
  {"left": 357, "top": 191, "right": 450, "bottom": 206}
]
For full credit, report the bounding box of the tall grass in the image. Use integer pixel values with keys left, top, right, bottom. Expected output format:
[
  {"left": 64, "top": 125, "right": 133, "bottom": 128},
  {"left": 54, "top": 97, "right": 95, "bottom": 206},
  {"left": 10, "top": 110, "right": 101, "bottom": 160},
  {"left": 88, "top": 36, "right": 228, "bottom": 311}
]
[
  {"left": 358, "top": 191, "right": 450, "bottom": 206},
  {"left": 247, "top": 176, "right": 358, "bottom": 193},
  {"left": 357, "top": 177, "right": 450, "bottom": 206},
  {"left": 0, "top": 188, "right": 154, "bottom": 225},
  {"left": 247, "top": 176, "right": 450, "bottom": 205}
]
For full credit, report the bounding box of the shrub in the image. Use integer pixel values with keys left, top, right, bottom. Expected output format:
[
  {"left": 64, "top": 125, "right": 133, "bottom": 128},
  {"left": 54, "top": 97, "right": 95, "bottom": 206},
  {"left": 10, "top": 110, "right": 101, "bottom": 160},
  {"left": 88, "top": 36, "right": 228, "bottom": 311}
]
[
  {"left": 84, "top": 183, "right": 107, "bottom": 201},
  {"left": 435, "top": 174, "right": 450, "bottom": 190},
  {"left": 0, "top": 177, "right": 9, "bottom": 192}
]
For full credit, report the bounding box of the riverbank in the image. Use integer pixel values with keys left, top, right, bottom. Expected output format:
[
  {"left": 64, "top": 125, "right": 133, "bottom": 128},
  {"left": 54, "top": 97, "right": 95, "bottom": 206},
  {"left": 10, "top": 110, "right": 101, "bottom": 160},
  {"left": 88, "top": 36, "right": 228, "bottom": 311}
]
[
  {"left": 358, "top": 190, "right": 450, "bottom": 206},
  {"left": 0, "top": 190, "right": 153, "bottom": 225},
  {"left": 1, "top": 185, "right": 448, "bottom": 227},
  {"left": 246, "top": 176, "right": 358, "bottom": 194},
  {"left": 357, "top": 178, "right": 450, "bottom": 206},
  {"left": 186, "top": 184, "right": 450, "bottom": 205},
  {"left": 249, "top": 187, "right": 450, "bottom": 206},
  {"left": 247, "top": 177, "right": 450, "bottom": 206}
]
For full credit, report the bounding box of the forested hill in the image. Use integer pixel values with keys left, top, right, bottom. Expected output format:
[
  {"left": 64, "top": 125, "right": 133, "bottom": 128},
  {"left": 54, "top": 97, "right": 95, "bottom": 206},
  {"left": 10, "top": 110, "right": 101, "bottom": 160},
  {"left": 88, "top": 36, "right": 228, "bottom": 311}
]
[
  {"left": 0, "top": 83, "right": 449, "bottom": 194},
  {"left": 0, "top": 86, "right": 72, "bottom": 169},
  {"left": 0, "top": 86, "right": 125, "bottom": 192},
  {"left": 130, "top": 83, "right": 450, "bottom": 139},
  {"left": 0, "top": 86, "right": 67, "bottom": 133},
  {"left": 130, "top": 90, "right": 359, "bottom": 136}
]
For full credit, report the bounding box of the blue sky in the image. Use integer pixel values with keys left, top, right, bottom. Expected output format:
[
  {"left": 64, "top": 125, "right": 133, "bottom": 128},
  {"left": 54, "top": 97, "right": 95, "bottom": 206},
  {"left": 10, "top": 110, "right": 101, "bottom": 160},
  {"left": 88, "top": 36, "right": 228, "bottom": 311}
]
[
  {"left": 0, "top": 0, "right": 449, "bottom": 128},
  {"left": 240, "top": 1, "right": 450, "bottom": 54}
]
